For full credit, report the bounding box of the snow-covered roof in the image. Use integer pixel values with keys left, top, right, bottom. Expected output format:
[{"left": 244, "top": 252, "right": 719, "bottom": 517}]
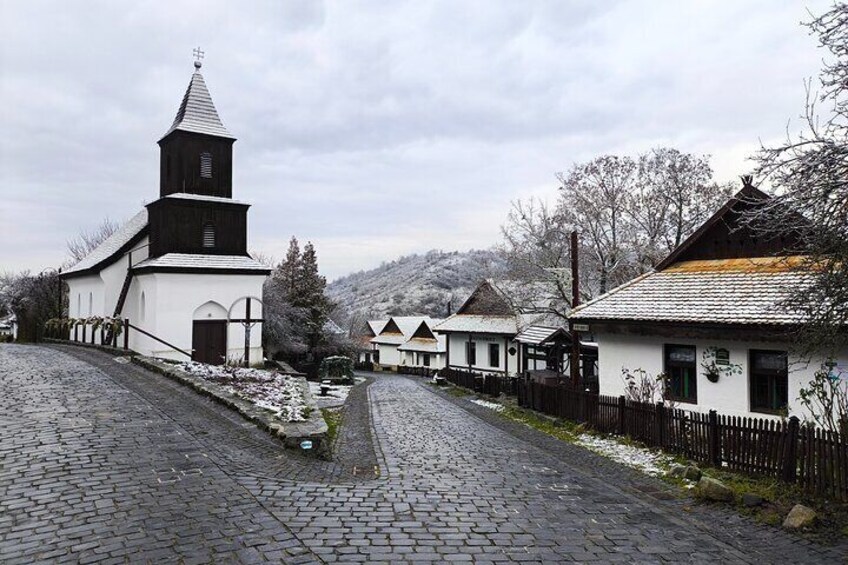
[
  {"left": 132, "top": 253, "right": 270, "bottom": 272},
  {"left": 367, "top": 320, "right": 388, "bottom": 336},
  {"left": 160, "top": 69, "right": 235, "bottom": 141},
  {"left": 398, "top": 335, "right": 447, "bottom": 353},
  {"left": 433, "top": 314, "right": 518, "bottom": 335},
  {"left": 570, "top": 257, "right": 814, "bottom": 326},
  {"left": 163, "top": 193, "right": 249, "bottom": 206},
  {"left": 62, "top": 210, "right": 148, "bottom": 276},
  {"left": 371, "top": 316, "right": 437, "bottom": 345},
  {"left": 514, "top": 326, "right": 564, "bottom": 345}
]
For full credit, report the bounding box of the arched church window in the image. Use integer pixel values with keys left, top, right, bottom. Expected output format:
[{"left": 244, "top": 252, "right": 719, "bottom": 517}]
[
  {"left": 88, "top": 292, "right": 92, "bottom": 316},
  {"left": 200, "top": 152, "right": 212, "bottom": 178},
  {"left": 77, "top": 294, "right": 81, "bottom": 317},
  {"left": 202, "top": 224, "right": 216, "bottom": 248},
  {"left": 140, "top": 292, "right": 146, "bottom": 322}
]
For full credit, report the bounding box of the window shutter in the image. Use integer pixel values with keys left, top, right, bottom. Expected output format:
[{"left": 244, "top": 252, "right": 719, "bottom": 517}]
[
  {"left": 200, "top": 152, "right": 213, "bottom": 178},
  {"left": 203, "top": 224, "right": 215, "bottom": 248}
]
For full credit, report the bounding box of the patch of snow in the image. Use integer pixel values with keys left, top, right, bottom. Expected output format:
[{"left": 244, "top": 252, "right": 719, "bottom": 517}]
[
  {"left": 470, "top": 398, "right": 505, "bottom": 412},
  {"left": 176, "top": 361, "right": 308, "bottom": 422},
  {"left": 575, "top": 433, "right": 673, "bottom": 477},
  {"left": 308, "top": 379, "right": 361, "bottom": 408}
]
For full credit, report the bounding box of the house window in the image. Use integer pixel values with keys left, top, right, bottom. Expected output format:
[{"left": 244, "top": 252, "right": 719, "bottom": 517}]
[
  {"left": 466, "top": 341, "right": 476, "bottom": 366},
  {"left": 750, "top": 350, "right": 788, "bottom": 413},
  {"left": 489, "top": 343, "right": 500, "bottom": 368},
  {"left": 664, "top": 344, "right": 697, "bottom": 403},
  {"left": 202, "top": 224, "right": 215, "bottom": 248},
  {"left": 200, "top": 152, "right": 212, "bottom": 178},
  {"left": 422, "top": 353, "right": 431, "bottom": 367}
]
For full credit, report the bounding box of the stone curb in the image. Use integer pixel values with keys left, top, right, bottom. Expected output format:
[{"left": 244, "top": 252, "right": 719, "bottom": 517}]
[
  {"left": 44, "top": 337, "right": 136, "bottom": 358},
  {"left": 132, "top": 356, "right": 328, "bottom": 457}
]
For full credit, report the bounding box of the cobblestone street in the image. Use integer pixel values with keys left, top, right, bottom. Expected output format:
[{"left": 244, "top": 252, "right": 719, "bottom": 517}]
[{"left": 0, "top": 344, "right": 844, "bottom": 563}]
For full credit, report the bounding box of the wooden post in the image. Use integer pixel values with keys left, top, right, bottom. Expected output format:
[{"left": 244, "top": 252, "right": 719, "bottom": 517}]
[
  {"left": 243, "top": 298, "right": 251, "bottom": 368},
  {"left": 656, "top": 402, "right": 666, "bottom": 448},
  {"left": 82, "top": 324, "right": 87, "bottom": 344},
  {"left": 123, "top": 319, "right": 129, "bottom": 350},
  {"left": 783, "top": 416, "right": 800, "bottom": 482},
  {"left": 74, "top": 325, "right": 78, "bottom": 342},
  {"left": 100, "top": 326, "right": 105, "bottom": 345},
  {"left": 617, "top": 395, "right": 626, "bottom": 436},
  {"left": 708, "top": 410, "right": 721, "bottom": 467},
  {"left": 569, "top": 230, "right": 580, "bottom": 388}
]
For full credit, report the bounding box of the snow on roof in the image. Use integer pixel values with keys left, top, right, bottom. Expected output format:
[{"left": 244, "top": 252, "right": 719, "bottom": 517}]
[
  {"left": 132, "top": 253, "right": 270, "bottom": 272},
  {"left": 367, "top": 320, "right": 388, "bottom": 335},
  {"left": 160, "top": 70, "right": 235, "bottom": 140},
  {"left": 371, "top": 316, "right": 438, "bottom": 345},
  {"left": 397, "top": 335, "right": 447, "bottom": 353},
  {"left": 63, "top": 210, "right": 148, "bottom": 275},
  {"left": 514, "top": 326, "right": 564, "bottom": 345},
  {"left": 433, "top": 314, "right": 519, "bottom": 335},
  {"left": 570, "top": 257, "right": 814, "bottom": 326},
  {"left": 163, "top": 193, "right": 249, "bottom": 206}
]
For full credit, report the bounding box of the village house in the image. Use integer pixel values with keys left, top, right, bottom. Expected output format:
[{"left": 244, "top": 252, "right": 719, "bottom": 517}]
[
  {"left": 370, "top": 316, "right": 442, "bottom": 371},
  {"left": 569, "top": 181, "right": 848, "bottom": 420},
  {"left": 60, "top": 56, "right": 270, "bottom": 365},
  {"left": 357, "top": 319, "right": 387, "bottom": 364},
  {"left": 433, "top": 281, "right": 596, "bottom": 380},
  {"left": 396, "top": 320, "right": 447, "bottom": 370}
]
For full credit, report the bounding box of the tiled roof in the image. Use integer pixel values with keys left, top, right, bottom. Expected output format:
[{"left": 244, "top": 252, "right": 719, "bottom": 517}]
[
  {"left": 163, "top": 193, "right": 249, "bottom": 206},
  {"left": 371, "top": 316, "right": 437, "bottom": 345},
  {"left": 570, "top": 257, "right": 813, "bottom": 325},
  {"left": 514, "top": 326, "right": 562, "bottom": 345},
  {"left": 160, "top": 70, "right": 235, "bottom": 141},
  {"left": 433, "top": 314, "right": 519, "bottom": 335},
  {"left": 63, "top": 210, "right": 148, "bottom": 275},
  {"left": 398, "top": 336, "right": 447, "bottom": 353},
  {"left": 132, "top": 254, "right": 270, "bottom": 272}
]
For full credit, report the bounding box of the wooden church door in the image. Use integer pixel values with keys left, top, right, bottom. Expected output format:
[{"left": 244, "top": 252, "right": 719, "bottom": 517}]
[{"left": 192, "top": 320, "right": 227, "bottom": 365}]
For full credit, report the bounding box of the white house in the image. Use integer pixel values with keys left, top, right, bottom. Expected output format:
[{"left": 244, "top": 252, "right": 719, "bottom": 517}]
[
  {"left": 397, "top": 320, "right": 447, "bottom": 370},
  {"left": 370, "top": 316, "right": 440, "bottom": 371},
  {"left": 0, "top": 314, "right": 16, "bottom": 340},
  {"left": 61, "top": 57, "right": 270, "bottom": 365},
  {"left": 357, "top": 319, "right": 387, "bottom": 364},
  {"left": 570, "top": 182, "right": 848, "bottom": 421}
]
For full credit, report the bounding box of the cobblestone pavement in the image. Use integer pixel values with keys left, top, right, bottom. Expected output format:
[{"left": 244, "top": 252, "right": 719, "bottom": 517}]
[{"left": 1, "top": 345, "right": 844, "bottom": 564}]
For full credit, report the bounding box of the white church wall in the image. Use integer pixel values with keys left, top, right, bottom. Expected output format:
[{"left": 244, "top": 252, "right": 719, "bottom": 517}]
[
  {"left": 67, "top": 275, "right": 104, "bottom": 318},
  {"left": 135, "top": 272, "right": 266, "bottom": 365}
]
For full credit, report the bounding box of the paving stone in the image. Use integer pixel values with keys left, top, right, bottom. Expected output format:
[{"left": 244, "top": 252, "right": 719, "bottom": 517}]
[{"left": 0, "top": 345, "right": 844, "bottom": 564}]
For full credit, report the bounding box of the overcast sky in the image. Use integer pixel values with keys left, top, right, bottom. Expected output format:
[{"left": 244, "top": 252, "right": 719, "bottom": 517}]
[{"left": 0, "top": 0, "right": 831, "bottom": 280}]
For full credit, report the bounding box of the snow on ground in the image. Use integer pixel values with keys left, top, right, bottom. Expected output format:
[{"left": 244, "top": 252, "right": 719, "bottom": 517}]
[
  {"left": 575, "top": 433, "right": 673, "bottom": 476},
  {"left": 308, "top": 379, "right": 361, "bottom": 409},
  {"left": 176, "top": 361, "right": 308, "bottom": 422},
  {"left": 470, "top": 398, "right": 505, "bottom": 412}
]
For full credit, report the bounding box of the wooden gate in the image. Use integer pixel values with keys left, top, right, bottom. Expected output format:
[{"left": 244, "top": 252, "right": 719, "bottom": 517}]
[{"left": 191, "top": 320, "right": 227, "bottom": 365}]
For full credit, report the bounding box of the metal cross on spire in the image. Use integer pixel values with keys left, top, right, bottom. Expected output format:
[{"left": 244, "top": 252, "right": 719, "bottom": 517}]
[{"left": 192, "top": 46, "right": 205, "bottom": 69}]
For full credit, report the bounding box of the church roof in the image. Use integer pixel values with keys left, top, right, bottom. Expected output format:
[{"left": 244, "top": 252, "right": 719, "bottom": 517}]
[
  {"left": 132, "top": 253, "right": 270, "bottom": 273},
  {"left": 160, "top": 68, "right": 235, "bottom": 141},
  {"left": 62, "top": 210, "right": 149, "bottom": 277}
]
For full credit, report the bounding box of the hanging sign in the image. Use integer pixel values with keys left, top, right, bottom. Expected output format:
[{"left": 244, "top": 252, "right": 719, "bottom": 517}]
[{"left": 714, "top": 348, "right": 730, "bottom": 366}]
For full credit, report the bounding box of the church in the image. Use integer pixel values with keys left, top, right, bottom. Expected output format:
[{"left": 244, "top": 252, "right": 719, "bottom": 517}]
[{"left": 61, "top": 54, "right": 270, "bottom": 365}]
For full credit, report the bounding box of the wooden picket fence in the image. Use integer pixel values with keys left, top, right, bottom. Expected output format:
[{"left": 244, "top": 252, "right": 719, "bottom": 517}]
[{"left": 511, "top": 380, "right": 848, "bottom": 501}]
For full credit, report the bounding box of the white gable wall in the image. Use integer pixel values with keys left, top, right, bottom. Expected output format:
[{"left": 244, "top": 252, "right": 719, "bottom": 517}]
[
  {"left": 446, "top": 333, "right": 519, "bottom": 376},
  {"left": 596, "top": 332, "right": 847, "bottom": 422}
]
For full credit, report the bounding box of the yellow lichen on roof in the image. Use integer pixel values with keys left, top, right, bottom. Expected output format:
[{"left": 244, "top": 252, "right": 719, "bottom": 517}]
[{"left": 664, "top": 255, "right": 810, "bottom": 274}]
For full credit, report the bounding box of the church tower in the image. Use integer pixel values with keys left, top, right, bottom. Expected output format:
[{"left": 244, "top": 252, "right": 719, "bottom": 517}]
[
  {"left": 146, "top": 54, "right": 251, "bottom": 259},
  {"left": 158, "top": 58, "right": 235, "bottom": 198}
]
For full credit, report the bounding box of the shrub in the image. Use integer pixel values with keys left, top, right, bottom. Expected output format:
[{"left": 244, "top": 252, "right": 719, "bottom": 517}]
[{"left": 319, "top": 356, "right": 354, "bottom": 384}]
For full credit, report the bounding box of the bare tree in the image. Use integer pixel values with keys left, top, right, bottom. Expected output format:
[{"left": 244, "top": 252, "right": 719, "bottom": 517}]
[
  {"left": 744, "top": 3, "right": 848, "bottom": 356},
  {"left": 631, "top": 148, "right": 734, "bottom": 269},
  {"left": 249, "top": 250, "right": 276, "bottom": 268},
  {"left": 557, "top": 155, "right": 638, "bottom": 295},
  {"left": 67, "top": 218, "right": 120, "bottom": 264}
]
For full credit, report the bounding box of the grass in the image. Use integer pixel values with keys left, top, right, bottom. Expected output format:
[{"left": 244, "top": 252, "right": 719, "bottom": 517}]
[
  {"left": 439, "top": 381, "right": 848, "bottom": 543},
  {"left": 321, "top": 407, "right": 343, "bottom": 446}
]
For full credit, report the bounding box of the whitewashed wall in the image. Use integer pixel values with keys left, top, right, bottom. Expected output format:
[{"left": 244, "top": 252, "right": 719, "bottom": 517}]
[
  {"left": 595, "top": 332, "right": 848, "bottom": 421},
  {"left": 445, "top": 333, "right": 519, "bottom": 375},
  {"left": 67, "top": 275, "right": 102, "bottom": 318},
  {"left": 376, "top": 342, "right": 401, "bottom": 367},
  {"left": 128, "top": 272, "right": 266, "bottom": 365}
]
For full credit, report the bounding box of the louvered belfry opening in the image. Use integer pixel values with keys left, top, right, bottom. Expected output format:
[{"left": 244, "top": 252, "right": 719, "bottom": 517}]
[
  {"left": 202, "top": 223, "right": 216, "bottom": 248},
  {"left": 200, "top": 152, "right": 212, "bottom": 178}
]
